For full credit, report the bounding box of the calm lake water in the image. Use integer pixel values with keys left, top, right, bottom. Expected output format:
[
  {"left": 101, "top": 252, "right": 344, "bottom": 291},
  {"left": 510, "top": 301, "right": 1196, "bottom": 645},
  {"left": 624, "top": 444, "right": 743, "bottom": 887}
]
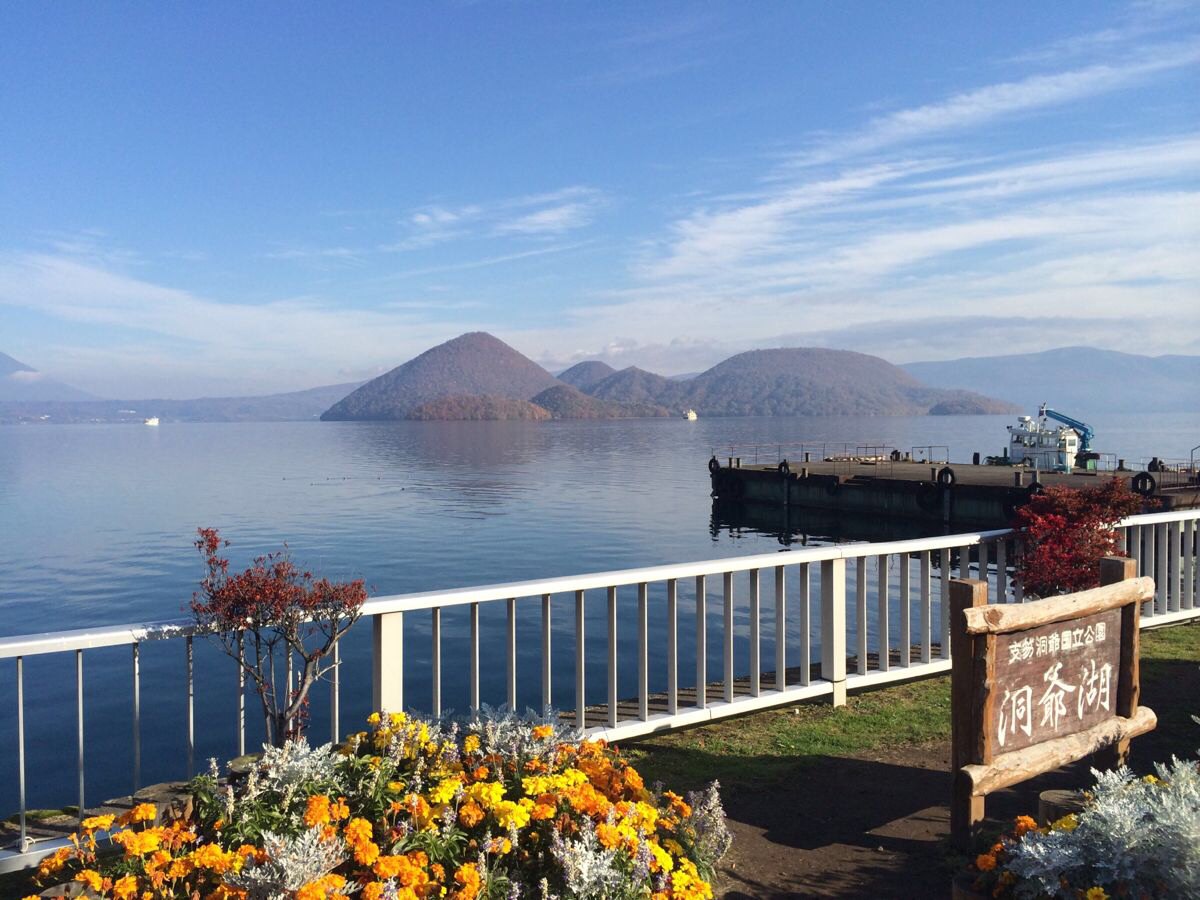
[{"left": 1, "top": 413, "right": 1196, "bottom": 810}]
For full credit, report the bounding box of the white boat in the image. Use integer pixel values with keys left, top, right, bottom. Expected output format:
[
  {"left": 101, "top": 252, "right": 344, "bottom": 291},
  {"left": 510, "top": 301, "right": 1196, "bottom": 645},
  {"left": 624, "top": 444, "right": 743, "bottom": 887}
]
[
  {"left": 683, "top": 409, "right": 698, "bottom": 421},
  {"left": 143, "top": 417, "right": 160, "bottom": 426},
  {"left": 1006, "top": 412, "right": 1077, "bottom": 472}
]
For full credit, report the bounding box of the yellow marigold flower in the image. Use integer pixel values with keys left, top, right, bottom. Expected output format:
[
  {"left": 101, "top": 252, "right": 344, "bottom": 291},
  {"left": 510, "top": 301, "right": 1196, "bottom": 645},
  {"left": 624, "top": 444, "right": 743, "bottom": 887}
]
[
  {"left": 75, "top": 870, "right": 104, "bottom": 892},
  {"left": 974, "top": 853, "right": 997, "bottom": 872},
  {"left": 1084, "top": 889, "right": 1108, "bottom": 900},
  {"left": 428, "top": 776, "right": 461, "bottom": 805},
  {"left": 531, "top": 724, "right": 554, "bottom": 740},
  {"left": 1051, "top": 813, "right": 1079, "bottom": 832},
  {"left": 366, "top": 712, "right": 381, "bottom": 727},
  {"left": 648, "top": 840, "right": 674, "bottom": 873},
  {"left": 466, "top": 781, "right": 505, "bottom": 808},
  {"left": 80, "top": 814, "right": 115, "bottom": 833},
  {"left": 462, "top": 734, "right": 481, "bottom": 754},
  {"left": 494, "top": 800, "right": 530, "bottom": 831},
  {"left": 112, "top": 874, "right": 139, "bottom": 900},
  {"left": 1013, "top": 814, "right": 1038, "bottom": 837},
  {"left": 389, "top": 712, "right": 407, "bottom": 728},
  {"left": 1142, "top": 774, "right": 1162, "bottom": 785}
]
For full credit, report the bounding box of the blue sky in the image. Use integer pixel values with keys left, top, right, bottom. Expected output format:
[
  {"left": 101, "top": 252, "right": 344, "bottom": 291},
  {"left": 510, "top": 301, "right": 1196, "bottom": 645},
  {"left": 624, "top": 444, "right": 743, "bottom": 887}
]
[{"left": 1, "top": 1, "right": 1197, "bottom": 398}]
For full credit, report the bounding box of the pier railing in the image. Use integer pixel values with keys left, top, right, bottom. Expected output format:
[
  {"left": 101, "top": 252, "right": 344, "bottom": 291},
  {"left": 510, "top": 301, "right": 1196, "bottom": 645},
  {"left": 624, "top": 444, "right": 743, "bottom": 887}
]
[{"left": 1, "top": 508, "right": 1198, "bottom": 870}]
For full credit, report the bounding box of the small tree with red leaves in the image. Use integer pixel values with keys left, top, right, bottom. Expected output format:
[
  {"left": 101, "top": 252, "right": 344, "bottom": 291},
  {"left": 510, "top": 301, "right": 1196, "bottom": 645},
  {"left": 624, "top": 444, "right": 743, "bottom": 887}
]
[
  {"left": 1012, "top": 478, "right": 1144, "bottom": 598},
  {"left": 191, "top": 528, "right": 366, "bottom": 747}
]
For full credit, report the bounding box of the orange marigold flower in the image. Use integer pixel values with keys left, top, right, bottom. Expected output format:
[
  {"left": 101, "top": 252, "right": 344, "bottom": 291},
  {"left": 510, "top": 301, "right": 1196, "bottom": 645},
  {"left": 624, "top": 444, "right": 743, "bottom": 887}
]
[
  {"left": 458, "top": 801, "right": 485, "bottom": 828},
  {"left": 532, "top": 724, "right": 554, "bottom": 740},
  {"left": 353, "top": 840, "right": 380, "bottom": 867},
  {"left": 305, "top": 795, "right": 332, "bottom": 827},
  {"left": 361, "top": 885, "right": 384, "bottom": 900},
  {"left": 75, "top": 870, "right": 104, "bottom": 892},
  {"left": 112, "top": 828, "right": 162, "bottom": 857},
  {"left": 450, "top": 863, "right": 482, "bottom": 900},
  {"left": 975, "top": 853, "right": 997, "bottom": 872},
  {"left": 373, "top": 856, "right": 403, "bottom": 879},
  {"left": 330, "top": 797, "right": 350, "bottom": 822},
  {"left": 36, "top": 847, "right": 72, "bottom": 879},
  {"left": 112, "top": 874, "right": 140, "bottom": 900},
  {"left": 80, "top": 814, "right": 115, "bottom": 833},
  {"left": 1013, "top": 815, "right": 1038, "bottom": 837}
]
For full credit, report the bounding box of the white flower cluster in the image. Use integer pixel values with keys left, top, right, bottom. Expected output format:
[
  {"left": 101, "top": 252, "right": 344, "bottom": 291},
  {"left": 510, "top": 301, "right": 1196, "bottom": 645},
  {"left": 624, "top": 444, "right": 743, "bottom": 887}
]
[{"left": 1005, "top": 758, "right": 1200, "bottom": 898}]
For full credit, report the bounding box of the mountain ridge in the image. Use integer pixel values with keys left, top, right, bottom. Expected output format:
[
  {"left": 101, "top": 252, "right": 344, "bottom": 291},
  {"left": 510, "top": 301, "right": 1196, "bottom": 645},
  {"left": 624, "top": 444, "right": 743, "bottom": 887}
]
[
  {"left": 902, "top": 347, "right": 1200, "bottom": 413},
  {"left": 322, "top": 332, "right": 561, "bottom": 421},
  {"left": 0, "top": 351, "right": 97, "bottom": 402}
]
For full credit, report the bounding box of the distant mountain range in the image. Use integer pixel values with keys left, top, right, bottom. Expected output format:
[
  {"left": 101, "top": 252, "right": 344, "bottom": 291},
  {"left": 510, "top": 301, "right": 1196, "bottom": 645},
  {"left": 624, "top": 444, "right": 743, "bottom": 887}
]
[
  {"left": 0, "top": 352, "right": 96, "bottom": 402},
  {"left": 902, "top": 347, "right": 1200, "bottom": 414},
  {"left": 320, "top": 332, "right": 1016, "bottom": 421},
  {"left": 0, "top": 380, "right": 364, "bottom": 424},
  {"left": 11, "top": 340, "right": 1181, "bottom": 426}
]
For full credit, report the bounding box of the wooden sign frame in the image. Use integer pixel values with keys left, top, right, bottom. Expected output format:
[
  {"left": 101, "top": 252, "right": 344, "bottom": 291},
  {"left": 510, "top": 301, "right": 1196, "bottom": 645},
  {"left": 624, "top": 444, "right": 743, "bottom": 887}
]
[{"left": 950, "top": 556, "right": 1157, "bottom": 847}]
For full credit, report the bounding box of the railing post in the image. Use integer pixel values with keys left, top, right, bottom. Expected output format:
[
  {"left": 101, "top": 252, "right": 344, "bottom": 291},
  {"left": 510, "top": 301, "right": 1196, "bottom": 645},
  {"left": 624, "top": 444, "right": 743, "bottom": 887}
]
[
  {"left": 372, "top": 611, "right": 403, "bottom": 713},
  {"left": 950, "top": 578, "right": 989, "bottom": 849},
  {"left": 1096, "top": 556, "right": 1139, "bottom": 770},
  {"left": 820, "top": 558, "right": 846, "bottom": 707}
]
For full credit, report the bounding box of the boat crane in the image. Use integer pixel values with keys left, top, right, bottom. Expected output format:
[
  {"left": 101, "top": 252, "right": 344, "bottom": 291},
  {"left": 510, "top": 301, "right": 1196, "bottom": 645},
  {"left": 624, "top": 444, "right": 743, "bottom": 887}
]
[{"left": 1038, "top": 404, "right": 1094, "bottom": 453}]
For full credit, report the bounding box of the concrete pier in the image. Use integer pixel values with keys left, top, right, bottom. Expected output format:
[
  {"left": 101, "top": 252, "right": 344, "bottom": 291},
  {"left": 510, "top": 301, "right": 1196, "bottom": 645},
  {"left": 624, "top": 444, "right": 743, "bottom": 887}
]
[{"left": 709, "top": 457, "right": 1200, "bottom": 530}]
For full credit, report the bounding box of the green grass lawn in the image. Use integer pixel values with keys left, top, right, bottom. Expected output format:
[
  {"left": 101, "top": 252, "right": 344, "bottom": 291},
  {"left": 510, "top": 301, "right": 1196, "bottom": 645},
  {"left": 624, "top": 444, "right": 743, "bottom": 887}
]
[{"left": 626, "top": 621, "right": 1200, "bottom": 792}]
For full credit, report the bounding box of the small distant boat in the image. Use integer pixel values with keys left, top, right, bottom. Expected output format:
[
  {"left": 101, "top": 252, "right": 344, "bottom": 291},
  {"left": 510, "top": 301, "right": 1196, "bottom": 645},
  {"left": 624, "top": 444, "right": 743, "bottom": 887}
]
[
  {"left": 143, "top": 417, "right": 160, "bottom": 426},
  {"left": 683, "top": 409, "right": 698, "bottom": 421}
]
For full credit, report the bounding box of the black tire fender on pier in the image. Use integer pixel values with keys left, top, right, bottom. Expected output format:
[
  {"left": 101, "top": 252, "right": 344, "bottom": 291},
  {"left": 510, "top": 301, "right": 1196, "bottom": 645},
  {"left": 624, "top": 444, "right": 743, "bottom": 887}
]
[
  {"left": 936, "top": 466, "right": 956, "bottom": 487},
  {"left": 916, "top": 480, "right": 940, "bottom": 511},
  {"left": 1131, "top": 471, "right": 1156, "bottom": 497},
  {"left": 778, "top": 459, "right": 791, "bottom": 476},
  {"left": 708, "top": 456, "right": 721, "bottom": 475}
]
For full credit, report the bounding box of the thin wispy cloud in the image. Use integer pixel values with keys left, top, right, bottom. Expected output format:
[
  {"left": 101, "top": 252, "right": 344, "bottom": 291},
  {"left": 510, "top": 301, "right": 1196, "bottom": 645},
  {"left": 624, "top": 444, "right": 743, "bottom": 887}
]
[{"left": 792, "top": 39, "right": 1200, "bottom": 167}]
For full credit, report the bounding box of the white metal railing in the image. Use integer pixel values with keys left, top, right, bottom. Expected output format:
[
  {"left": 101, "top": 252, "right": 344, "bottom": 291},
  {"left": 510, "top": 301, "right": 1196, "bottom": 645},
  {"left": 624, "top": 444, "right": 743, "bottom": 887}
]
[{"left": 1, "top": 509, "right": 1198, "bottom": 872}]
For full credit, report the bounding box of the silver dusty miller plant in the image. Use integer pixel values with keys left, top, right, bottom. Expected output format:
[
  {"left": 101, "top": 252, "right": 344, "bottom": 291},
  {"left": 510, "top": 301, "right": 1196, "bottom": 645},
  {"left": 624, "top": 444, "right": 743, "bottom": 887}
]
[
  {"left": 1004, "top": 758, "right": 1200, "bottom": 898},
  {"left": 224, "top": 827, "right": 354, "bottom": 899}
]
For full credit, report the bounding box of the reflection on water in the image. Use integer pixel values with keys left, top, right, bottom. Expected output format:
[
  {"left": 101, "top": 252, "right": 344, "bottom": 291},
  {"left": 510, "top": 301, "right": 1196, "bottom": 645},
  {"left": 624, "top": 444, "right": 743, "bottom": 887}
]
[
  {"left": 1, "top": 411, "right": 1196, "bottom": 810},
  {"left": 709, "top": 498, "right": 969, "bottom": 546}
]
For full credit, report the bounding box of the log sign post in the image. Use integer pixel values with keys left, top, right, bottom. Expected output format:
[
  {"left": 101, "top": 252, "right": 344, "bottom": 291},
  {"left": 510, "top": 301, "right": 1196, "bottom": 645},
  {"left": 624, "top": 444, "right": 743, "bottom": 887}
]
[{"left": 950, "top": 557, "right": 1157, "bottom": 848}]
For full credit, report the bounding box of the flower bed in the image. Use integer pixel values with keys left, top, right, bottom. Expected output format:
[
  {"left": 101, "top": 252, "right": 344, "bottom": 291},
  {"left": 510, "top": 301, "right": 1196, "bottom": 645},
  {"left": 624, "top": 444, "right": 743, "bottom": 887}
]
[
  {"left": 31, "top": 709, "right": 730, "bottom": 899},
  {"left": 962, "top": 758, "right": 1200, "bottom": 899}
]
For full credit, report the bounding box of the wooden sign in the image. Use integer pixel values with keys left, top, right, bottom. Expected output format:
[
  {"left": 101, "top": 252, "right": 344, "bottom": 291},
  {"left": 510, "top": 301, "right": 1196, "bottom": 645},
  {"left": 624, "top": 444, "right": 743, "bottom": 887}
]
[
  {"left": 950, "top": 557, "right": 1157, "bottom": 847},
  {"left": 990, "top": 607, "right": 1122, "bottom": 755}
]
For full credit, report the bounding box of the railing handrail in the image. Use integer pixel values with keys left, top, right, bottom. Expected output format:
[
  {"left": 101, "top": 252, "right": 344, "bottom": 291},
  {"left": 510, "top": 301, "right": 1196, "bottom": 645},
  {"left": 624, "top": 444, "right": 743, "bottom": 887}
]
[{"left": 0, "top": 510, "right": 1192, "bottom": 660}]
